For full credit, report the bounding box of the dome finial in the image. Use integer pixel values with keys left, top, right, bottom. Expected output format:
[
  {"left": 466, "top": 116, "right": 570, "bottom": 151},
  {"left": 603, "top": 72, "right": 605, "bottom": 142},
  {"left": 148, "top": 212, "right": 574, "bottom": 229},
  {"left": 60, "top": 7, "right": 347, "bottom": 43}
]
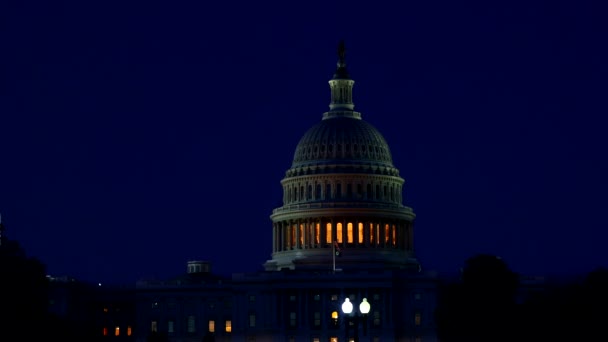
[
  {"left": 333, "top": 40, "right": 350, "bottom": 79},
  {"left": 337, "top": 40, "right": 346, "bottom": 67}
]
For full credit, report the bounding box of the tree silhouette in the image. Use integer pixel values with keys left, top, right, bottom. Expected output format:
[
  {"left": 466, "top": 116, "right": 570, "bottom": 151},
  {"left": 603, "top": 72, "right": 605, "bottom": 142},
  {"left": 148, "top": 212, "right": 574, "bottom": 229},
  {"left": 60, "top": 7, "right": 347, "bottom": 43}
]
[
  {"left": 435, "top": 254, "right": 519, "bottom": 342},
  {"left": 0, "top": 238, "right": 50, "bottom": 340}
]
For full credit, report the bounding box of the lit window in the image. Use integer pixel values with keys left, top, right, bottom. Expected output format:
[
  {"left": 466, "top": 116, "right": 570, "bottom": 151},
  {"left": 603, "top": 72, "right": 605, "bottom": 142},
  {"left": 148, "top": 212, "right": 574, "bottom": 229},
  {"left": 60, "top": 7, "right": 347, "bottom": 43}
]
[
  {"left": 127, "top": 326, "right": 132, "bottom": 336},
  {"left": 326, "top": 223, "right": 332, "bottom": 244},
  {"left": 415, "top": 312, "right": 422, "bottom": 326},
  {"left": 115, "top": 327, "right": 120, "bottom": 336},
  {"left": 249, "top": 314, "right": 256, "bottom": 327},
  {"left": 187, "top": 315, "right": 196, "bottom": 333},
  {"left": 358, "top": 223, "right": 363, "bottom": 243},
  {"left": 208, "top": 320, "right": 215, "bottom": 333},
  {"left": 225, "top": 320, "right": 232, "bottom": 333},
  {"left": 347, "top": 222, "right": 353, "bottom": 243},
  {"left": 151, "top": 321, "right": 158, "bottom": 332},
  {"left": 384, "top": 224, "right": 389, "bottom": 243},
  {"left": 337, "top": 223, "right": 343, "bottom": 243},
  {"left": 299, "top": 224, "right": 304, "bottom": 246},
  {"left": 315, "top": 223, "right": 320, "bottom": 244},
  {"left": 331, "top": 294, "right": 338, "bottom": 301},
  {"left": 330, "top": 337, "right": 338, "bottom": 342},
  {"left": 168, "top": 320, "right": 174, "bottom": 333},
  {"left": 102, "top": 327, "right": 108, "bottom": 336},
  {"left": 103, "top": 307, "right": 108, "bottom": 313}
]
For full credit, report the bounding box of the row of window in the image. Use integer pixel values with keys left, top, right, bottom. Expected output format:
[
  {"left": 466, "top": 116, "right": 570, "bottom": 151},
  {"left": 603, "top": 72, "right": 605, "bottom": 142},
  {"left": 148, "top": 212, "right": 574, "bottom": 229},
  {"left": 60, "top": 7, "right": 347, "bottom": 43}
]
[
  {"left": 274, "top": 221, "right": 411, "bottom": 252},
  {"left": 283, "top": 181, "right": 401, "bottom": 204},
  {"left": 294, "top": 141, "right": 391, "bottom": 163},
  {"left": 151, "top": 318, "right": 232, "bottom": 334},
  {"left": 102, "top": 326, "right": 132, "bottom": 337}
]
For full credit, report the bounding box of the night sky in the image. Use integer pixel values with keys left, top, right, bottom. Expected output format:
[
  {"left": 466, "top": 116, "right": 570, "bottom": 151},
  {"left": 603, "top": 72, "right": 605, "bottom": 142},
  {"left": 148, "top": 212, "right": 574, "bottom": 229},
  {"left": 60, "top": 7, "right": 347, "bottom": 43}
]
[{"left": 2, "top": 1, "right": 607, "bottom": 285}]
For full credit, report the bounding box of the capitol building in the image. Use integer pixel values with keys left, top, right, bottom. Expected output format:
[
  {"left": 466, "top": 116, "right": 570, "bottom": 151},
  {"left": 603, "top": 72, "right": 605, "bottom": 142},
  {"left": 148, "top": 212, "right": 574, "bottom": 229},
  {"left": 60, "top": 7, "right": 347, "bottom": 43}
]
[{"left": 135, "top": 43, "right": 439, "bottom": 342}]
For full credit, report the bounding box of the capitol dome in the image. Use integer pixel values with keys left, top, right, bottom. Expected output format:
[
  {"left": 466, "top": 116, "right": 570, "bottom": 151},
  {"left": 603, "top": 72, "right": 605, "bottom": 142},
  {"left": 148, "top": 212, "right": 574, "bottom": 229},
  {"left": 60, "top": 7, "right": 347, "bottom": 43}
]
[
  {"left": 291, "top": 116, "right": 394, "bottom": 169},
  {"left": 264, "top": 42, "right": 419, "bottom": 272}
]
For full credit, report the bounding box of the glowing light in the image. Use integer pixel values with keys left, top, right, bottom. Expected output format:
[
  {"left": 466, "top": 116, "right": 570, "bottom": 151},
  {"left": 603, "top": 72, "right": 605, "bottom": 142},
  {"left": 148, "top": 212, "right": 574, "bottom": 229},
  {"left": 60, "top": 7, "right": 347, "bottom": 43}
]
[
  {"left": 341, "top": 298, "right": 353, "bottom": 314},
  {"left": 359, "top": 298, "right": 371, "bottom": 314}
]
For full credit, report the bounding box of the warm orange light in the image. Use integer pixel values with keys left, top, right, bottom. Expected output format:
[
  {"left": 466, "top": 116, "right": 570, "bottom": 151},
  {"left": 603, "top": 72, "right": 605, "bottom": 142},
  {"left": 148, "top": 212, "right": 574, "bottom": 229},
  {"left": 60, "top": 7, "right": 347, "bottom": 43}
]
[
  {"left": 115, "top": 326, "right": 120, "bottom": 336},
  {"left": 337, "top": 223, "right": 343, "bottom": 243},
  {"left": 347, "top": 223, "right": 353, "bottom": 243},
  {"left": 369, "top": 223, "right": 374, "bottom": 244},
  {"left": 326, "top": 223, "right": 332, "bottom": 244},
  {"left": 331, "top": 311, "right": 338, "bottom": 319},
  {"left": 225, "top": 320, "right": 232, "bottom": 333},
  {"left": 127, "top": 326, "right": 132, "bottom": 336},
  {"left": 208, "top": 320, "right": 215, "bottom": 333},
  {"left": 299, "top": 224, "right": 304, "bottom": 246},
  {"left": 315, "top": 223, "right": 320, "bottom": 244},
  {"left": 385, "top": 224, "right": 389, "bottom": 243},
  {"left": 102, "top": 327, "right": 108, "bottom": 336},
  {"left": 358, "top": 222, "right": 363, "bottom": 244}
]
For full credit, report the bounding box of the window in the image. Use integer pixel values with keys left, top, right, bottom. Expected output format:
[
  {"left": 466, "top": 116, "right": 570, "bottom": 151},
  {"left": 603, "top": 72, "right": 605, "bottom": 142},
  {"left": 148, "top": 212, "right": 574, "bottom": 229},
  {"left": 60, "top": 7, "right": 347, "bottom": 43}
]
[
  {"left": 313, "top": 338, "right": 320, "bottom": 342},
  {"left": 313, "top": 294, "right": 320, "bottom": 301},
  {"left": 225, "top": 320, "right": 232, "bottom": 333},
  {"left": 127, "top": 326, "right": 132, "bottom": 336},
  {"left": 289, "top": 295, "right": 296, "bottom": 302},
  {"left": 168, "top": 320, "right": 174, "bottom": 333},
  {"left": 208, "top": 320, "right": 215, "bottom": 333},
  {"left": 249, "top": 295, "right": 256, "bottom": 302},
  {"left": 347, "top": 222, "right": 353, "bottom": 243},
  {"left": 187, "top": 315, "right": 196, "bottom": 333},
  {"left": 326, "top": 223, "right": 332, "bottom": 244},
  {"left": 336, "top": 223, "right": 343, "bottom": 243},
  {"left": 315, "top": 223, "right": 320, "bottom": 245},
  {"left": 249, "top": 314, "right": 256, "bottom": 328},
  {"left": 358, "top": 222, "right": 363, "bottom": 244},
  {"left": 289, "top": 312, "right": 297, "bottom": 327},
  {"left": 373, "top": 311, "right": 381, "bottom": 327},
  {"left": 415, "top": 312, "right": 422, "bottom": 326},
  {"left": 331, "top": 311, "right": 339, "bottom": 327},
  {"left": 331, "top": 294, "right": 338, "bottom": 301},
  {"left": 115, "top": 326, "right": 120, "bottom": 336},
  {"left": 103, "top": 327, "right": 108, "bottom": 336},
  {"left": 313, "top": 311, "right": 321, "bottom": 327},
  {"left": 151, "top": 321, "right": 158, "bottom": 333}
]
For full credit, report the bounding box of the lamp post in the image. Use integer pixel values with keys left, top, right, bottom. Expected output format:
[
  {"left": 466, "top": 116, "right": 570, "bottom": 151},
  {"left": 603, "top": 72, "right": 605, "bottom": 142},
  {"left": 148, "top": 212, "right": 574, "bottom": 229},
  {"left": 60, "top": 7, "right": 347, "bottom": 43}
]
[{"left": 341, "top": 298, "right": 371, "bottom": 342}]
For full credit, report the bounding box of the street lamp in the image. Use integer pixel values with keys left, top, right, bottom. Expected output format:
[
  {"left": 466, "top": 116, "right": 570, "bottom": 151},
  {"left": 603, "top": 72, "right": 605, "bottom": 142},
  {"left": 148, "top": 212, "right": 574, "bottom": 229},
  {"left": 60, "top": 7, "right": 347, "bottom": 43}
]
[{"left": 341, "top": 298, "right": 371, "bottom": 342}]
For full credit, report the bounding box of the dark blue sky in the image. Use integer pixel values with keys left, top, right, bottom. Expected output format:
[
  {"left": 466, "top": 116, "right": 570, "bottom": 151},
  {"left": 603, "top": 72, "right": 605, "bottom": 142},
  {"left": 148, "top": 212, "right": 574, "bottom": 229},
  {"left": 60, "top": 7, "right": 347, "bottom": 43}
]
[{"left": 1, "top": 0, "right": 607, "bottom": 284}]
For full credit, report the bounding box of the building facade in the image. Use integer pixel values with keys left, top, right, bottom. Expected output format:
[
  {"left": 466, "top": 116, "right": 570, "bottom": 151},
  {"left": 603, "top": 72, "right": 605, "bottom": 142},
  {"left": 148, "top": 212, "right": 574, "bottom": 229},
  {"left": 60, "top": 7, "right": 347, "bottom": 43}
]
[{"left": 135, "top": 43, "right": 439, "bottom": 342}]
